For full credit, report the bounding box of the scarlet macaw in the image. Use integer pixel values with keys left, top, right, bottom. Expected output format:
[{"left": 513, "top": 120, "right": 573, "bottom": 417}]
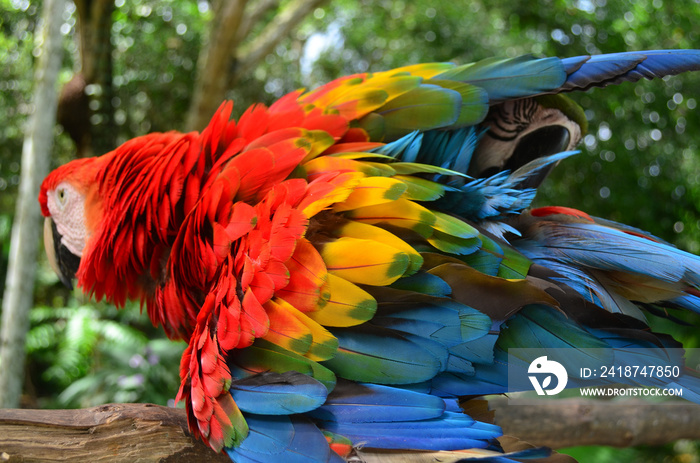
[{"left": 40, "top": 50, "right": 700, "bottom": 462}]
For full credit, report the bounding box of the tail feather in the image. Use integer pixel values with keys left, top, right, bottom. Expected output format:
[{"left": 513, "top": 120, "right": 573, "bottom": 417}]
[
  {"left": 229, "top": 371, "right": 328, "bottom": 415},
  {"left": 226, "top": 415, "right": 343, "bottom": 463},
  {"left": 309, "top": 380, "right": 446, "bottom": 423},
  {"left": 319, "top": 411, "right": 501, "bottom": 451}
]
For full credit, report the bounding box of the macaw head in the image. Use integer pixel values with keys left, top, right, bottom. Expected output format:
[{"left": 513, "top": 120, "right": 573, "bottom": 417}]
[
  {"left": 471, "top": 94, "right": 587, "bottom": 187},
  {"left": 39, "top": 156, "right": 103, "bottom": 289}
]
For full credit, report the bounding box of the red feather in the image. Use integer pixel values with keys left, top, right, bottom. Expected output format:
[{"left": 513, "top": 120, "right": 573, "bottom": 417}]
[{"left": 530, "top": 206, "right": 594, "bottom": 222}]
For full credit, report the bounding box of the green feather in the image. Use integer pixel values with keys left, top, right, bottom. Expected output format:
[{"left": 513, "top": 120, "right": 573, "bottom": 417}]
[
  {"left": 390, "top": 162, "right": 465, "bottom": 177},
  {"left": 433, "top": 211, "right": 479, "bottom": 239},
  {"left": 497, "top": 305, "right": 613, "bottom": 374},
  {"left": 497, "top": 245, "right": 532, "bottom": 279},
  {"left": 427, "top": 231, "right": 482, "bottom": 256},
  {"left": 425, "top": 79, "right": 490, "bottom": 127},
  {"left": 389, "top": 272, "right": 452, "bottom": 296},
  {"left": 396, "top": 175, "right": 447, "bottom": 201},
  {"left": 229, "top": 339, "right": 337, "bottom": 392},
  {"left": 322, "top": 326, "right": 444, "bottom": 384},
  {"left": 377, "top": 85, "right": 462, "bottom": 140},
  {"left": 436, "top": 55, "right": 567, "bottom": 102}
]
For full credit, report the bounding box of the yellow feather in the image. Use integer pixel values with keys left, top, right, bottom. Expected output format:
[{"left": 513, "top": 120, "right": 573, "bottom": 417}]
[
  {"left": 300, "top": 172, "right": 362, "bottom": 218},
  {"left": 303, "top": 156, "right": 386, "bottom": 177},
  {"left": 335, "top": 220, "right": 422, "bottom": 275},
  {"left": 278, "top": 299, "right": 339, "bottom": 361},
  {"left": 327, "top": 75, "right": 423, "bottom": 117},
  {"left": 307, "top": 274, "right": 378, "bottom": 327},
  {"left": 320, "top": 236, "right": 410, "bottom": 286},
  {"left": 300, "top": 130, "right": 337, "bottom": 163},
  {"left": 263, "top": 299, "right": 312, "bottom": 356},
  {"left": 385, "top": 62, "right": 455, "bottom": 79},
  {"left": 345, "top": 198, "right": 437, "bottom": 238},
  {"left": 333, "top": 177, "right": 407, "bottom": 212}
]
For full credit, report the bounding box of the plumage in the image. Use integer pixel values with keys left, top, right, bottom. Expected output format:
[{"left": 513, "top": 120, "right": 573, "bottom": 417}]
[
  {"left": 38, "top": 50, "right": 700, "bottom": 461},
  {"left": 229, "top": 371, "right": 329, "bottom": 415}
]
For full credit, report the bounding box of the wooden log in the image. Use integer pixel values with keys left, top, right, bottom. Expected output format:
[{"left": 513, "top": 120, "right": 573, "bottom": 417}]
[
  {"left": 1, "top": 400, "right": 700, "bottom": 461},
  {"left": 491, "top": 397, "right": 700, "bottom": 448},
  {"left": 0, "top": 403, "right": 229, "bottom": 462}
]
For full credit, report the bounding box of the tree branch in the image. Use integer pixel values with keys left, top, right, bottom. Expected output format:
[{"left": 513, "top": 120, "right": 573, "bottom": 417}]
[
  {"left": 185, "top": 0, "right": 329, "bottom": 131},
  {"left": 235, "top": 0, "right": 328, "bottom": 78},
  {"left": 0, "top": 404, "right": 229, "bottom": 462},
  {"left": 491, "top": 397, "right": 700, "bottom": 448},
  {"left": 2, "top": 400, "right": 700, "bottom": 461},
  {"left": 185, "top": 0, "right": 248, "bottom": 131},
  {"left": 234, "top": 0, "right": 281, "bottom": 47}
]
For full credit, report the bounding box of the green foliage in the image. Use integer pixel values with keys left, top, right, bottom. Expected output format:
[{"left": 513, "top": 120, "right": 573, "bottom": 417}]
[
  {"left": 27, "top": 299, "right": 184, "bottom": 408},
  {"left": 562, "top": 441, "right": 700, "bottom": 463},
  {"left": 0, "top": 0, "right": 38, "bottom": 170},
  {"left": 0, "top": 0, "right": 39, "bottom": 300},
  {"left": 110, "top": 0, "right": 207, "bottom": 136}
]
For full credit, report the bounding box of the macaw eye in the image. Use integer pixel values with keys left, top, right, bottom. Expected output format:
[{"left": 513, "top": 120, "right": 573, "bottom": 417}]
[{"left": 57, "top": 188, "right": 66, "bottom": 205}]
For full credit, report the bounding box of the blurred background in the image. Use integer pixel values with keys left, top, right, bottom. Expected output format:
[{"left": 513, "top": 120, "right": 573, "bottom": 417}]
[{"left": 1, "top": 0, "right": 700, "bottom": 461}]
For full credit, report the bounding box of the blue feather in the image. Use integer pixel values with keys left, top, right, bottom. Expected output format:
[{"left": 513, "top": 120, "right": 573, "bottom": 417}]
[
  {"left": 670, "top": 375, "right": 700, "bottom": 403},
  {"left": 227, "top": 415, "right": 343, "bottom": 463},
  {"left": 389, "top": 272, "right": 453, "bottom": 296},
  {"left": 322, "top": 325, "right": 446, "bottom": 384},
  {"left": 319, "top": 411, "right": 501, "bottom": 451},
  {"left": 437, "top": 151, "right": 578, "bottom": 223},
  {"left": 454, "top": 447, "right": 554, "bottom": 463},
  {"left": 309, "top": 380, "right": 446, "bottom": 423},
  {"left": 670, "top": 294, "right": 700, "bottom": 312},
  {"left": 230, "top": 371, "right": 328, "bottom": 415},
  {"left": 516, "top": 218, "right": 700, "bottom": 290},
  {"left": 371, "top": 131, "right": 423, "bottom": 160},
  {"left": 497, "top": 305, "right": 613, "bottom": 374},
  {"left": 521, "top": 255, "right": 647, "bottom": 320},
  {"left": 582, "top": 328, "right": 700, "bottom": 396},
  {"left": 561, "top": 50, "right": 700, "bottom": 92},
  {"left": 373, "top": 303, "right": 492, "bottom": 348},
  {"left": 449, "top": 333, "right": 499, "bottom": 365}
]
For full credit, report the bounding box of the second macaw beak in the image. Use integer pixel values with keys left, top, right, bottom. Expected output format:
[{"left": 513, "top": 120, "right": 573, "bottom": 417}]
[
  {"left": 43, "top": 217, "right": 81, "bottom": 290},
  {"left": 470, "top": 94, "right": 584, "bottom": 188}
]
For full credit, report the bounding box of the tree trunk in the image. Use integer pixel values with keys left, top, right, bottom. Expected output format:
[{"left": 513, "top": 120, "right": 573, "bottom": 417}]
[
  {"left": 0, "top": 0, "right": 65, "bottom": 409},
  {"left": 185, "top": 0, "right": 248, "bottom": 132},
  {"left": 185, "top": 0, "right": 328, "bottom": 131},
  {"left": 71, "top": 0, "right": 116, "bottom": 157}
]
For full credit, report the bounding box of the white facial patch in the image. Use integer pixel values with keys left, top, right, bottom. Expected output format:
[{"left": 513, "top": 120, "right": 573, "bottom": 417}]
[{"left": 46, "top": 182, "right": 87, "bottom": 257}]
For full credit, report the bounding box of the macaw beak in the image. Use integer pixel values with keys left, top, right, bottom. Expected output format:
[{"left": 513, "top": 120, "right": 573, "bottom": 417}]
[
  {"left": 43, "top": 217, "right": 80, "bottom": 290},
  {"left": 504, "top": 124, "right": 572, "bottom": 189}
]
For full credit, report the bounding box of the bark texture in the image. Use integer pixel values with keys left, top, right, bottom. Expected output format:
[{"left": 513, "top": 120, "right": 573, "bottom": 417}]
[
  {"left": 491, "top": 397, "right": 700, "bottom": 448},
  {"left": 1, "top": 400, "right": 699, "bottom": 461},
  {"left": 185, "top": 0, "right": 328, "bottom": 131}
]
